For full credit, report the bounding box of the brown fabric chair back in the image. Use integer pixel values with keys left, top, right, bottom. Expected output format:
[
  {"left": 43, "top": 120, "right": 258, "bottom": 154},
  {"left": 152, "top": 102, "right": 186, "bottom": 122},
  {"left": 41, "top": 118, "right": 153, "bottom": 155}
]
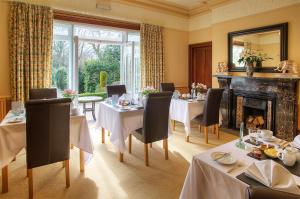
[
  {"left": 201, "top": 88, "right": 224, "bottom": 126},
  {"left": 25, "top": 98, "right": 71, "bottom": 169},
  {"left": 248, "top": 186, "right": 300, "bottom": 199},
  {"left": 142, "top": 92, "right": 172, "bottom": 143},
  {"left": 106, "top": 85, "right": 126, "bottom": 98},
  {"left": 160, "top": 83, "right": 175, "bottom": 92},
  {"left": 29, "top": 88, "right": 57, "bottom": 100}
]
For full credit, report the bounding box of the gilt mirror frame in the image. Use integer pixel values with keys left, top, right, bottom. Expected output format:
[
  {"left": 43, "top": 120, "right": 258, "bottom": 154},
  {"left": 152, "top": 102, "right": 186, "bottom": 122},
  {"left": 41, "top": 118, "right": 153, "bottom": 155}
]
[{"left": 228, "top": 23, "right": 288, "bottom": 73}]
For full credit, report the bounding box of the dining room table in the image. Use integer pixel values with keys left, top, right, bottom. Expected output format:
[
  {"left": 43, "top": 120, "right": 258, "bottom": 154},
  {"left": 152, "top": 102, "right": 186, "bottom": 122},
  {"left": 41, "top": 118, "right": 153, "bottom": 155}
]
[
  {"left": 179, "top": 135, "right": 300, "bottom": 199},
  {"left": 95, "top": 101, "right": 144, "bottom": 162},
  {"left": 0, "top": 111, "right": 94, "bottom": 193}
]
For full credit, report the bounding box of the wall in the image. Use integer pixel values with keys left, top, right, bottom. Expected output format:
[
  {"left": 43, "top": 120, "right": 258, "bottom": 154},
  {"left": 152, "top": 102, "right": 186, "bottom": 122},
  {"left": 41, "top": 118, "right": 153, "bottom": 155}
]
[
  {"left": 189, "top": 3, "right": 300, "bottom": 88},
  {"left": 164, "top": 28, "right": 189, "bottom": 86}
]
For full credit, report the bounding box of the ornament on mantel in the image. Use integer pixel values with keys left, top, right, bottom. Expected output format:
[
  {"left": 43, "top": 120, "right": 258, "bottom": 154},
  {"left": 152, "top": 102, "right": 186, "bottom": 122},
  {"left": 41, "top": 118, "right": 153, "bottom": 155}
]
[
  {"left": 274, "top": 60, "right": 298, "bottom": 74},
  {"left": 216, "top": 61, "right": 228, "bottom": 73}
]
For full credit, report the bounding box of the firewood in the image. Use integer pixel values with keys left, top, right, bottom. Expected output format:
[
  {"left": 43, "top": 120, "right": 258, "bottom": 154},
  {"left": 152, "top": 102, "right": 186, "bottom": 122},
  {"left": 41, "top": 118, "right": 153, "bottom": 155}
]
[
  {"left": 257, "top": 116, "right": 264, "bottom": 125},
  {"left": 247, "top": 116, "right": 254, "bottom": 123}
]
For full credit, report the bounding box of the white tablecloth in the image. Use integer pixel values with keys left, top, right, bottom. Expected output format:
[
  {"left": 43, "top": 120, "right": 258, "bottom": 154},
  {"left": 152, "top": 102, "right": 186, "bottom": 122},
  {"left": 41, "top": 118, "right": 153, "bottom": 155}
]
[
  {"left": 95, "top": 102, "right": 144, "bottom": 153},
  {"left": 0, "top": 112, "right": 94, "bottom": 168},
  {"left": 169, "top": 99, "right": 204, "bottom": 135},
  {"left": 179, "top": 136, "right": 300, "bottom": 199}
]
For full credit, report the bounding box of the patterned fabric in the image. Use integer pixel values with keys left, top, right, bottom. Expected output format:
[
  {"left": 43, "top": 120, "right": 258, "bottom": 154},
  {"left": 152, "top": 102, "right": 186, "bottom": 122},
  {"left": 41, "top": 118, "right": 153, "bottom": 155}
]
[
  {"left": 9, "top": 2, "right": 53, "bottom": 101},
  {"left": 140, "top": 24, "right": 164, "bottom": 90}
]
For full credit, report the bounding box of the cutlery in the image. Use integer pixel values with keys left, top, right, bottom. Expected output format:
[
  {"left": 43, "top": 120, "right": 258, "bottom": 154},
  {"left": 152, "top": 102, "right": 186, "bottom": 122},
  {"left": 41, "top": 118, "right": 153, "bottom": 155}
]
[
  {"left": 214, "top": 153, "right": 231, "bottom": 161},
  {"left": 227, "top": 162, "right": 243, "bottom": 173}
]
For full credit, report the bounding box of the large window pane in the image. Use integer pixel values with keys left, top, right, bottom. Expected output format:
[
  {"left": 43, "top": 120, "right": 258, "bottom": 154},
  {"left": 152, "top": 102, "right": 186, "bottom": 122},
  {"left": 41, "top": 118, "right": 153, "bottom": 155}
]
[
  {"left": 74, "top": 25, "right": 123, "bottom": 42},
  {"left": 52, "top": 21, "right": 141, "bottom": 95},
  {"left": 78, "top": 40, "right": 121, "bottom": 94},
  {"left": 52, "top": 39, "right": 71, "bottom": 91}
]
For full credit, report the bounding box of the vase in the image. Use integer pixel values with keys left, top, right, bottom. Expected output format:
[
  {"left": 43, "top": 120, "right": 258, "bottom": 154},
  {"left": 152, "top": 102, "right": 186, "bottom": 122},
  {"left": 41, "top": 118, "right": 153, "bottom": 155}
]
[{"left": 246, "top": 62, "right": 254, "bottom": 77}]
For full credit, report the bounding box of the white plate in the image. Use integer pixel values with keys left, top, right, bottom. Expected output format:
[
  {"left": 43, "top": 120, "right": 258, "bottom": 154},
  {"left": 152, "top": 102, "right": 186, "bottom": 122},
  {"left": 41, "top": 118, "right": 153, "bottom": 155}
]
[
  {"left": 211, "top": 152, "right": 237, "bottom": 165},
  {"left": 7, "top": 118, "right": 23, "bottom": 123},
  {"left": 262, "top": 136, "right": 277, "bottom": 142}
]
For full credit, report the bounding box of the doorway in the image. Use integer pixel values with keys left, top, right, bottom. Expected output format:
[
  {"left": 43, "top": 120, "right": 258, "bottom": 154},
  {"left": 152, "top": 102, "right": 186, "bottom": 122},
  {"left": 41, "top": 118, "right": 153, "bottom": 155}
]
[{"left": 188, "top": 42, "right": 212, "bottom": 88}]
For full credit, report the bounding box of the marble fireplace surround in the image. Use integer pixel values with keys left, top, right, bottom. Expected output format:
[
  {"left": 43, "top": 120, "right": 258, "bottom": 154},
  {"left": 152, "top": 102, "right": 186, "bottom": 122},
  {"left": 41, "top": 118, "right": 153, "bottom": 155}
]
[{"left": 215, "top": 74, "right": 300, "bottom": 141}]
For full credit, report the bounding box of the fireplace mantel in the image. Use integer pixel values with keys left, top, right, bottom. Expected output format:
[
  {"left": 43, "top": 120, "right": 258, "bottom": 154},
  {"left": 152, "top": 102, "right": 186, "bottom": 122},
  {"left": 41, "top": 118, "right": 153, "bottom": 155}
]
[
  {"left": 214, "top": 73, "right": 300, "bottom": 141},
  {"left": 214, "top": 73, "right": 300, "bottom": 81}
]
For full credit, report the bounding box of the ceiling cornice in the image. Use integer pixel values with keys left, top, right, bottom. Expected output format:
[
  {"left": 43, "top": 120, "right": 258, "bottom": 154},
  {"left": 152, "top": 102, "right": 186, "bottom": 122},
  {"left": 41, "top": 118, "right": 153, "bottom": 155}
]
[{"left": 113, "top": 0, "right": 235, "bottom": 18}]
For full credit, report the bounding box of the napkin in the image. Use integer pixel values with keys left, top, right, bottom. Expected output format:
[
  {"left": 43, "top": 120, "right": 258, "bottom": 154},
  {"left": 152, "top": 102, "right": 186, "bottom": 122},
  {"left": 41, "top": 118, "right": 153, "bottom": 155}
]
[{"left": 245, "top": 160, "right": 300, "bottom": 195}]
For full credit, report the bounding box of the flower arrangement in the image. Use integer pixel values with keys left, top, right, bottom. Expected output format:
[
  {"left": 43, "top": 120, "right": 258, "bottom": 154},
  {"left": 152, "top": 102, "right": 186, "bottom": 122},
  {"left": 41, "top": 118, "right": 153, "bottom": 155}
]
[
  {"left": 141, "top": 86, "right": 158, "bottom": 96},
  {"left": 191, "top": 82, "right": 207, "bottom": 93},
  {"left": 238, "top": 48, "right": 273, "bottom": 66},
  {"left": 62, "top": 89, "right": 77, "bottom": 101}
]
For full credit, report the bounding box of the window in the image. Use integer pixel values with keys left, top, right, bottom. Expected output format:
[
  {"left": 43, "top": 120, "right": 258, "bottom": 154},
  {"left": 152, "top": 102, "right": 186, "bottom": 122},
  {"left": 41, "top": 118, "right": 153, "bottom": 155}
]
[{"left": 52, "top": 21, "right": 141, "bottom": 95}]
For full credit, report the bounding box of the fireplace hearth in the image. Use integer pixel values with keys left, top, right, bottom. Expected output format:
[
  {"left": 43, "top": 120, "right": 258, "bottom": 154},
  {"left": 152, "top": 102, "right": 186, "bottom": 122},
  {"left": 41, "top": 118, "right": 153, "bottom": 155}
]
[
  {"left": 233, "top": 91, "right": 276, "bottom": 132},
  {"left": 215, "top": 74, "right": 299, "bottom": 141}
]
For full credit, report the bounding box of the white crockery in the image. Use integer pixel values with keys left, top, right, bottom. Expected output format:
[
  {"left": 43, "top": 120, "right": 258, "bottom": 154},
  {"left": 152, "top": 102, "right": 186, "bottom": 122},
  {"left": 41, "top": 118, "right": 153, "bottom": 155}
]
[
  {"left": 277, "top": 147, "right": 297, "bottom": 166},
  {"left": 260, "top": 130, "right": 273, "bottom": 139}
]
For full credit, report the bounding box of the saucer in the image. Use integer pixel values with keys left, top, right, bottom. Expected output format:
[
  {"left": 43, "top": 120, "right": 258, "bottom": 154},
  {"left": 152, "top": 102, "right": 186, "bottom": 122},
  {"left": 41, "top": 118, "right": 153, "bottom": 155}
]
[{"left": 262, "top": 136, "right": 277, "bottom": 142}]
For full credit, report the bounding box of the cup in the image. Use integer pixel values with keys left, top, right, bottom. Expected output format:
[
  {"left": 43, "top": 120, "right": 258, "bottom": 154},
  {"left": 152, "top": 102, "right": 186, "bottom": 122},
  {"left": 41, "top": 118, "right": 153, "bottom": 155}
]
[{"left": 260, "top": 130, "right": 273, "bottom": 139}]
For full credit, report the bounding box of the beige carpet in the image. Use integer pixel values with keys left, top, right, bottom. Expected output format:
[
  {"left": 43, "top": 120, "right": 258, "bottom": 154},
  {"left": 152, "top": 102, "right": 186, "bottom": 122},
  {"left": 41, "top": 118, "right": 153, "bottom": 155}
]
[{"left": 1, "top": 120, "right": 237, "bottom": 199}]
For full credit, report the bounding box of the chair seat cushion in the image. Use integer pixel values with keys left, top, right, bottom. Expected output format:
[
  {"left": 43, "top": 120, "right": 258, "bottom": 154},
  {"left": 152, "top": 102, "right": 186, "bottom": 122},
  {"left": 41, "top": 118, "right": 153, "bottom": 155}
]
[
  {"left": 192, "top": 114, "right": 203, "bottom": 124},
  {"left": 132, "top": 128, "right": 145, "bottom": 143}
]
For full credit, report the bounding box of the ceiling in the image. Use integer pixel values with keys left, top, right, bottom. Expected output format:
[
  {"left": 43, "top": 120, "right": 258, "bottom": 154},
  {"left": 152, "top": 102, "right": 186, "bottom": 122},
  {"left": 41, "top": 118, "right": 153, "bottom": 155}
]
[
  {"left": 160, "top": 0, "right": 210, "bottom": 10},
  {"left": 114, "top": 0, "right": 233, "bottom": 17}
]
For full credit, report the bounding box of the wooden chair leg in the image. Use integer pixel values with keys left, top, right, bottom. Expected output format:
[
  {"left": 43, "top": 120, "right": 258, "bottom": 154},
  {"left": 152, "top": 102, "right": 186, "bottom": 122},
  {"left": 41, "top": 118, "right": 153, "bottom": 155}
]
[
  {"left": 204, "top": 127, "right": 208, "bottom": 144},
  {"left": 2, "top": 166, "right": 8, "bottom": 193},
  {"left": 65, "top": 160, "right": 70, "bottom": 188},
  {"left": 163, "top": 139, "right": 168, "bottom": 160},
  {"left": 216, "top": 124, "right": 220, "bottom": 139},
  {"left": 173, "top": 120, "right": 176, "bottom": 131},
  {"left": 128, "top": 134, "right": 132, "bottom": 154},
  {"left": 144, "top": 144, "right": 149, "bottom": 166},
  {"left": 101, "top": 127, "right": 105, "bottom": 144},
  {"left": 119, "top": 152, "right": 124, "bottom": 162},
  {"left": 28, "top": 169, "right": 33, "bottom": 199},
  {"left": 186, "top": 135, "right": 189, "bottom": 142},
  {"left": 80, "top": 149, "right": 84, "bottom": 172}
]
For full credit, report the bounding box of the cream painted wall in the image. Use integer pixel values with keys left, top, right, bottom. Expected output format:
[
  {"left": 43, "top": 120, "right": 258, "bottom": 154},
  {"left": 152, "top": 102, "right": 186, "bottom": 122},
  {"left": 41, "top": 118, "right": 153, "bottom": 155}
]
[
  {"left": 211, "top": 4, "right": 300, "bottom": 87},
  {"left": 0, "top": 2, "right": 9, "bottom": 96},
  {"left": 164, "top": 28, "right": 188, "bottom": 87},
  {"left": 188, "top": 4, "right": 300, "bottom": 88}
]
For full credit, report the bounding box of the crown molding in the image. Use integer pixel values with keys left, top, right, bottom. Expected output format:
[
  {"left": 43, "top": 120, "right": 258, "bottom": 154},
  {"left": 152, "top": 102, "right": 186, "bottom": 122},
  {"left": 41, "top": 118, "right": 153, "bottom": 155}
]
[{"left": 113, "top": 0, "right": 235, "bottom": 18}]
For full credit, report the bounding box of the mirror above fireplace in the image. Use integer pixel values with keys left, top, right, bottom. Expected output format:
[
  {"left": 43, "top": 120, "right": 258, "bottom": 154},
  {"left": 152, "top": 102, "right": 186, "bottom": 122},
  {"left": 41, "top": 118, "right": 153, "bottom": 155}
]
[{"left": 228, "top": 23, "right": 288, "bottom": 72}]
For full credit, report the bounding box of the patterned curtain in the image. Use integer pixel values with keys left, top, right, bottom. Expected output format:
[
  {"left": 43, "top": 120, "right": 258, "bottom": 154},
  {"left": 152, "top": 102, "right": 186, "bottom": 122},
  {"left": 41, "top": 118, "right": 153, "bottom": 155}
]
[
  {"left": 9, "top": 2, "right": 53, "bottom": 101},
  {"left": 140, "top": 24, "right": 164, "bottom": 90}
]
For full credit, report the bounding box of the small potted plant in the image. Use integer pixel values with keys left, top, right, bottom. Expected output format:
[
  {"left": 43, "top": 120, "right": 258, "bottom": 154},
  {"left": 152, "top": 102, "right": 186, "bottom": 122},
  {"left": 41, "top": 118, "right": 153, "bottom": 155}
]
[
  {"left": 191, "top": 82, "right": 207, "bottom": 97},
  {"left": 62, "top": 89, "right": 78, "bottom": 115},
  {"left": 140, "top": 86, "right": 158, "bottom": 106},
  {"left": 238, "top": 49, "right": 272, "bottom": 77}
]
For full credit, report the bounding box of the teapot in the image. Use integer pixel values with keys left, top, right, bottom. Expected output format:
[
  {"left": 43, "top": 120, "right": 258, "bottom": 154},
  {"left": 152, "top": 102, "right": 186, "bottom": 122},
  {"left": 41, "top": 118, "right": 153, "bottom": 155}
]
[{"left": 277, "top": 146, "right": 299, "bottom": 166}]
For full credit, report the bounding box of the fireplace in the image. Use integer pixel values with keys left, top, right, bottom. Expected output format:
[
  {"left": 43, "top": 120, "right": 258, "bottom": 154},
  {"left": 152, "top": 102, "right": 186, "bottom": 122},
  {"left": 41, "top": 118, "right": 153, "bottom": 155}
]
[
  {"left": 233, "top": 91, "right": 276, "bottom": 132},
  {"left": 215, "top": 74, "right": 299, "bottom": 141}
]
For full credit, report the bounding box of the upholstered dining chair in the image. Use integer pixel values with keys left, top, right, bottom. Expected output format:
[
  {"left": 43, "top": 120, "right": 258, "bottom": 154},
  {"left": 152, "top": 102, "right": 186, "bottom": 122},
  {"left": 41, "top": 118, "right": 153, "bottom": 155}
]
[
  {"left": 25, "top": 98, "right": 71, "bottom": 199},
  {"left": 192, "top": 88, "right": 224, "bottom": 144},
  {"left": 248, "top": 186, "right": 300, "bottom": 199},
  {"left": 131, "top": 92, "right": 172, "bottom": 166},
  {"left": 29, "top": 88, "right": 57, "bottom": 100},
  {"left": 106, "top": 85, "right": 127, "bottom": 98},
  {"left": 160, "top": 82, "right": 175, "bottom": 92}
]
